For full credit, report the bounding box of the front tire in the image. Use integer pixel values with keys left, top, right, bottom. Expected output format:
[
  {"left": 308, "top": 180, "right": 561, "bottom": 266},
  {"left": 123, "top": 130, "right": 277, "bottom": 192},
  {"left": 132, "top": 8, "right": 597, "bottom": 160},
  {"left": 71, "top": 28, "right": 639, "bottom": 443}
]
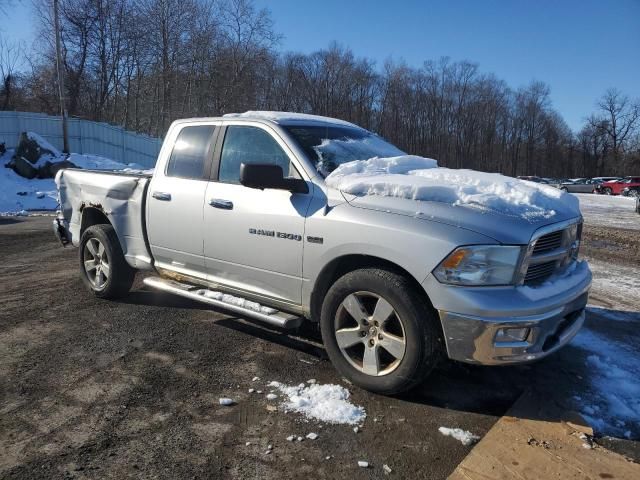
[
  {"left": 79, "top": 224, "right": 135, "bottom": 299},
  {"left": 320, "top": 268, "right": 441, "bottom": 394},
  {"left": 603, "top": 187, "right": 612, "bottom": 195}
]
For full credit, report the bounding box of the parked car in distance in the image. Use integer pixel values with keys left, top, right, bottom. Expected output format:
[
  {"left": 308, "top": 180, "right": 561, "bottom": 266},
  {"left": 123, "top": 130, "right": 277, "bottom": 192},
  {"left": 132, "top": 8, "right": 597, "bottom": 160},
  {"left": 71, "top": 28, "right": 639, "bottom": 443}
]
[
  {"left": 517, "top": 176, "right": 549, "bottom": 183},
  {"left": 551, "top": 178, "right": 601, "bottom": 194},
  {"left": 595, "top": 176, "right": 640, "bottom": 195},
  {"left": 622, "top": 185, "right": 640, "bottom": 197},
  {"left": 591, "top": 177, "right": 621, "bottom": 183}
]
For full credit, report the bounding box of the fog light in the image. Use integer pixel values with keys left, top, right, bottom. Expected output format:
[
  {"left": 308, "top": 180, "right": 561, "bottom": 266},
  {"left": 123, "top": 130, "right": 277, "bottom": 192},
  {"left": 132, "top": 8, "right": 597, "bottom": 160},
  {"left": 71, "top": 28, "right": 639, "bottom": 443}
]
[{"left": 495, "top": 327, "right": 530, "bottom": 342}]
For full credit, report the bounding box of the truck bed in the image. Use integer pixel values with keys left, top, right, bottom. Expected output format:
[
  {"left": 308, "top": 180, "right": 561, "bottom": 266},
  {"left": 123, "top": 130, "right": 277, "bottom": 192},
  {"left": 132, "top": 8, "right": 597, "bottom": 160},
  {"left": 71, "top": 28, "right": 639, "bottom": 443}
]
[{"left": 56, "top": 168, "right": 154, "bottom": 270}]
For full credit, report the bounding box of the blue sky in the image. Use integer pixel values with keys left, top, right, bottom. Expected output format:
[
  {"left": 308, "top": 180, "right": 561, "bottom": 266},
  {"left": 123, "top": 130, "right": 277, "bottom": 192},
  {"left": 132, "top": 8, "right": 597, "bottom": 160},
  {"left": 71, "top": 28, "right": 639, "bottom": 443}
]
[
  {"left": 254, "top": 0, "right": 639, "bottom": 132},
  {"left": 2, "top": 0, "right": 638, "bottom": 132}
]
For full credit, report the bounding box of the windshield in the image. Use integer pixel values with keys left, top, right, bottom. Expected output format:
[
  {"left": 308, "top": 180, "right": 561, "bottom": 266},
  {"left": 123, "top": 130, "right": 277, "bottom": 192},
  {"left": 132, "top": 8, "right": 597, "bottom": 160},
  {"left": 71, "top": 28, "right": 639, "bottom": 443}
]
[{"left": 283, "top": 125, "right": 405, "bottom": 176}]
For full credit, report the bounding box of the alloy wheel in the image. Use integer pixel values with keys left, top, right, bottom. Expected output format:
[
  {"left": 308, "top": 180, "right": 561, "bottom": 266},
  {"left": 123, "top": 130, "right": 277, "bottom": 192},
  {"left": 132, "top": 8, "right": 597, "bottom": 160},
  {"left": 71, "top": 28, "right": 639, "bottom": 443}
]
[
  {"left": 334, "top": 291, "right": 406, "bottom": 376},
  {"left": 83, "top": 238, "right": 110, "bottom": 289}
]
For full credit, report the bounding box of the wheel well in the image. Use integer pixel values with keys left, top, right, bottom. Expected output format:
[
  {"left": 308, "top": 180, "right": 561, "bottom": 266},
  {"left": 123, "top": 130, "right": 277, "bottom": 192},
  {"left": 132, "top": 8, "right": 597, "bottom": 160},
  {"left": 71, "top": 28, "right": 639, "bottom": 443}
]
[
  {"left": 80, "top": 207, "right": 111, "bottom": 236},
  {"left": 310, "top": 254, "right": 434, "bottom": 322}
]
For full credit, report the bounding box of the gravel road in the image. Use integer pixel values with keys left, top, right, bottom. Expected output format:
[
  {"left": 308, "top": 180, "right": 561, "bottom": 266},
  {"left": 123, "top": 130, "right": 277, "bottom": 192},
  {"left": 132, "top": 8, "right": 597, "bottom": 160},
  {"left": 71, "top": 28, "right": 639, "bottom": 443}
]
[{"left": 1, "top": 216, "right": 638, "bottom": 479}]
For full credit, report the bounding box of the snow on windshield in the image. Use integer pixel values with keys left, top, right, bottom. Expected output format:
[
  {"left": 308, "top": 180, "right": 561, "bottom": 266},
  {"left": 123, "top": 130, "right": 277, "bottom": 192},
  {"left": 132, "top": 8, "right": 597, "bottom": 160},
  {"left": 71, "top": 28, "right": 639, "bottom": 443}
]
[
  {"left": 313, "top": 136, "right": 405, "bottom": 175},
  {"left": 325, "top": 155, "right": 581, "bottom": 221}
]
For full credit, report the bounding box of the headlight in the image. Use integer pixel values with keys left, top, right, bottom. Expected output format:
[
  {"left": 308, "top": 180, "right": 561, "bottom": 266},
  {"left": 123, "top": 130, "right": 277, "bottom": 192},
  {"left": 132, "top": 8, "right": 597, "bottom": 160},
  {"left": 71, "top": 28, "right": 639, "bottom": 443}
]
[{"left": 433, "top": 245, "right": 523, "bottom": 286}]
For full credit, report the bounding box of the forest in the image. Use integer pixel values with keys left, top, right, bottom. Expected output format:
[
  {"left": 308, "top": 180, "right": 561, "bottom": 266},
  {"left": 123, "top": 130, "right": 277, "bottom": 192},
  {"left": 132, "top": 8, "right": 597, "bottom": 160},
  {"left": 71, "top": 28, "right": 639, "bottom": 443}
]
[{"left": 0, "top": 0, "right": 638, "bottom": 177}]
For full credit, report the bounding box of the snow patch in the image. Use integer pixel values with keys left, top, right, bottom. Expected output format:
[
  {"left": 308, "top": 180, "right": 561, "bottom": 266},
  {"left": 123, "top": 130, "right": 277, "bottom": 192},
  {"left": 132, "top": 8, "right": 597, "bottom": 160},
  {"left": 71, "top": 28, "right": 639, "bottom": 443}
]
[
  {"left": 223, "top": 111, "right": 359, "bottom": 128},
  {"left": 519, "top": 260, "right": 590, "bottom": 301},
  {"left": 218, "top": 398, "right": 234, "bottom": 406},
  {"left": 271, "top": 382, "right": 366, "bottom": 425},
  {"left": 325, "top": 156, "right": 580, "bottom": 221},
  {"left": 0, "top": 147, "right": 150, "bottom": 215},
  {"left": 26, "top": 132, "right": 62, "bottom": 157},
  {"left": 438, "top": 427, "right": 480, "bottom": 446},
  {"left": 196, "top": 290, "right": 277, "bottom": 315},
  {"left": 576, "top": 193, "right": 639, "bottom": 231},
  {"left": 571, "top": 327, "right": 640, "bottom": 439}
]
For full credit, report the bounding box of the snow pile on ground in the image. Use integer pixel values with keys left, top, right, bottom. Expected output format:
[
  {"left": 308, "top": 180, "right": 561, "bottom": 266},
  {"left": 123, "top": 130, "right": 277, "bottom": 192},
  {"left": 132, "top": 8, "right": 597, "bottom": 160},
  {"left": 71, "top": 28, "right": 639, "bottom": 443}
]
[
  {"left": 438, "top": 427, "right": 481, "bottom": 446},
  {"left": 27, "top": 132, "right": 61, "bottom": 157},
  {"left": 571, "top": 324, "right": 640, "bottom": 439},
  {"left": 325, "top": 156, "right": 579, "bottom": 221},
  {"left": 575, "top": 193, "right": 639, "bottom": 231},
  {"left": 1, "top": 148, "right": 151, "bottom": 215},
  {"left": 268, "top": 381, "right": 366, "bottom": 425}
]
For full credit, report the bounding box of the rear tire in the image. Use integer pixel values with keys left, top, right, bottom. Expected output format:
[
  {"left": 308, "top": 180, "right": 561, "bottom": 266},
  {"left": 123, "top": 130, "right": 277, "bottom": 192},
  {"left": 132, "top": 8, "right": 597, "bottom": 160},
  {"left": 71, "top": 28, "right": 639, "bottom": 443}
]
[
  {"left": 603, "top": 187, "right": 612, "bottom": 195},
  {"left": 79, "top": 224, "right": 135, "bottom": 299},
  {"left": 320, "top": 268, "right": 441, "bottom": 394}
]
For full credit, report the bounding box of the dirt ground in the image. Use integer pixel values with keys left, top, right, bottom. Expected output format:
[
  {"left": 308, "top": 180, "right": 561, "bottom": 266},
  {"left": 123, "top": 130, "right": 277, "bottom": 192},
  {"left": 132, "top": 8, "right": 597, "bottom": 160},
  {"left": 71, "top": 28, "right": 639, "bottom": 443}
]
[{"left": 0, "top": 216, "right": 638, "bottom": 479}]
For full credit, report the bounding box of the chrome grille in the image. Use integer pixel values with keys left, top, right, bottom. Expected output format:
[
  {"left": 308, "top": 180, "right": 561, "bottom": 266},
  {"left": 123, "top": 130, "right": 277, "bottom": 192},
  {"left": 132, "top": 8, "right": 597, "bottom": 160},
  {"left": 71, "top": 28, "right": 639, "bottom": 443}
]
[
  {"left": 532, "top": 230, "right": 563, "bottom": 255},
  {"left": 523, "top": 221, "right": 582, "bottom": 285},
  {"left": 524, "top": 261, "right": 557, "bottom": 283}
]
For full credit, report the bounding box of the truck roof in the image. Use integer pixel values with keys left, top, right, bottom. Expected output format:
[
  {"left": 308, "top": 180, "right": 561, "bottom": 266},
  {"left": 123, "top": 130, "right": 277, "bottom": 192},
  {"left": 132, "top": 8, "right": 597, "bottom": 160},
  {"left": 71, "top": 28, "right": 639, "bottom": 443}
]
[{"left": 174, "top": 111, "right": 362, "bottom": 129}]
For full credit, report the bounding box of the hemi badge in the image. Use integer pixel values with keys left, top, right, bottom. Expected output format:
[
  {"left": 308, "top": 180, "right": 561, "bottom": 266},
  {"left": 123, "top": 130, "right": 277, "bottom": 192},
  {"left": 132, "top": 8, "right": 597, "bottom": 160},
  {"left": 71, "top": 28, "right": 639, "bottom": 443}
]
[{"left": 307, "top": 236, "right": 323, "bottom": 244}]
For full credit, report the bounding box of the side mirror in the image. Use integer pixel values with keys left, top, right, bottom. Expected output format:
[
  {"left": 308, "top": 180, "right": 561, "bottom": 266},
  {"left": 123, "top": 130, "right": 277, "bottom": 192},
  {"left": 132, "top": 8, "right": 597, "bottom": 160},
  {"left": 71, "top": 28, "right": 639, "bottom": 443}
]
[{"left": 239, "top": 163, "right": 308, "bottom": 194}]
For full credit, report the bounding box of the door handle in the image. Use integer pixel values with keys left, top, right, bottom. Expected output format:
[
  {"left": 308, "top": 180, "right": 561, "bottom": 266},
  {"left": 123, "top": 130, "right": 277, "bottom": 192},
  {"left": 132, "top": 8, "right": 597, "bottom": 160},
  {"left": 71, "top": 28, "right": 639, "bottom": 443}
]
[
  {"left": 208, "top": 198, "right": 233, "bottom": 210},
  {"left": 152, "top": 191, "right": 172, "bottom": 201}
]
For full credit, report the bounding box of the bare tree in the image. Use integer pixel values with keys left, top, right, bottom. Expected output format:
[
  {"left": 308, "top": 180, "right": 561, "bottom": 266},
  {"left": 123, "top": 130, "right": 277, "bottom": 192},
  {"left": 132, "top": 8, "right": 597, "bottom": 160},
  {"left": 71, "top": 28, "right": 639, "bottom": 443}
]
[
  {"left": 591, "top": 88, "right": 640, "bottom": 166},
  {"left": 0, "top": 36, "right": 22, "bottom": 109}
]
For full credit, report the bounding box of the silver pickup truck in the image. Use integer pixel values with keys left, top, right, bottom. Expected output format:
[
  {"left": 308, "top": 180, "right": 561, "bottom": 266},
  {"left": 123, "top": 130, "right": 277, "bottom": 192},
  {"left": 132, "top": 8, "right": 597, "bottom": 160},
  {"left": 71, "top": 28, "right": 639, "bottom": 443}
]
[{"left": 54, "top": 112, "right": 591, "bottom": 394}]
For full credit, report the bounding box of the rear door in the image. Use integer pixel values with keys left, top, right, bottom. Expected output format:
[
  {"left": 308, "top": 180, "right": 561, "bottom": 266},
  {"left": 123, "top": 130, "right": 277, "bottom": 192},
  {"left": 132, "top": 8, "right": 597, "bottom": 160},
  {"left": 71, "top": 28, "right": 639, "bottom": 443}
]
[
  {"left": 146, "top": 123, "right": 218, "bottom": 279},
  {"left": 202, "top": 124, "right": 313, "bottom": 306}
]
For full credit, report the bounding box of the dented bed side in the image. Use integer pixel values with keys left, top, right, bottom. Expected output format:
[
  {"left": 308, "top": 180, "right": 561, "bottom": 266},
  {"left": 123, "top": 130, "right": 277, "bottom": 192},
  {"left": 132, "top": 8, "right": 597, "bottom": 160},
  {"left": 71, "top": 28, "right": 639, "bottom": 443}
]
[{"left": 55, "top": 169, "right": 154, "bottom": 270}]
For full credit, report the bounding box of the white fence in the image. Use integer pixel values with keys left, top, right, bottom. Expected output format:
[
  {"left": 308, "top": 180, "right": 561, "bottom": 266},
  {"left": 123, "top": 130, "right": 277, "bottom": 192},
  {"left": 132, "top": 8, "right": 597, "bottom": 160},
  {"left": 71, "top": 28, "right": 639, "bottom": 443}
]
[{"left": 0, "top": 111, "right": 162, "bottom": 168}]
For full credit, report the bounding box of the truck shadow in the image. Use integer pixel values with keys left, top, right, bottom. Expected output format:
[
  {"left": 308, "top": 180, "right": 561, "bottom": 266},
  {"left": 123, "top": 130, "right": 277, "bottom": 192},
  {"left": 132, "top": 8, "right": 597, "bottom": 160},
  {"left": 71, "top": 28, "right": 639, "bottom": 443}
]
[{"left": 123, "top": 286, "right": 640, "bottom": 448}]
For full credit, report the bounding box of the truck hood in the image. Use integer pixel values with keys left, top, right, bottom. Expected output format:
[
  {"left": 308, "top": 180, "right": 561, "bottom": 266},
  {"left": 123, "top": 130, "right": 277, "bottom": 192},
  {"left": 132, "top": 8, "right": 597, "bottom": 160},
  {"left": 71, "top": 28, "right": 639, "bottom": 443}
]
[{"left": 342, "top": 193, "right": 580, "bottom": 245}]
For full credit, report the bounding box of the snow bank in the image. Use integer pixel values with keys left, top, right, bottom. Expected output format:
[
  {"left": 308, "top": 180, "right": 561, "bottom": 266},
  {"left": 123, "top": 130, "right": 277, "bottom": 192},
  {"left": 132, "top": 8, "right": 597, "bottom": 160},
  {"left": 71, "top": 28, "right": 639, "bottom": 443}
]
[
  {"left": 575, "top": 193, "right": 639, "bottom": 231},
  {"left": 438, "top": 427, "right": 480, "bottom": 445},
  {"left": 325, "top": 156, "right": 580, "bottom": 221},
  {"left": 571, "top": 327, "right": 640, "bottom": 439},
  {"left": 269, "top": 381, "right": 366, "bottom": 425},
  {"left": 26, "top": 132, "right": 62, "bottom": 157},
  {"left": 0, "top": 148, "right": 151, "bottom": 215},
  {"left": 223, "top": 110, "right": 358, "bottom": 128}
]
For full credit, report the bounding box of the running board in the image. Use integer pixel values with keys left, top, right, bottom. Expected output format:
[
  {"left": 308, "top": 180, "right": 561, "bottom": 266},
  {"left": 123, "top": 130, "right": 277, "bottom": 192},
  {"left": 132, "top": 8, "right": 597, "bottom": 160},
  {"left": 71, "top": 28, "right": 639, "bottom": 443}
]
[{"left": 142, "top": 276, "right": 303, "bottom": 329}]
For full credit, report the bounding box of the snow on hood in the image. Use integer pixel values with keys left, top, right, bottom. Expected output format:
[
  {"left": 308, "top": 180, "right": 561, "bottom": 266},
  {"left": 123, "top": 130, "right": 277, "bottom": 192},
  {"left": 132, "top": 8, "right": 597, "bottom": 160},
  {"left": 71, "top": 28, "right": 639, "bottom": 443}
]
[{"left": 325, "top": 155, "right": 580, "bottom": 222}]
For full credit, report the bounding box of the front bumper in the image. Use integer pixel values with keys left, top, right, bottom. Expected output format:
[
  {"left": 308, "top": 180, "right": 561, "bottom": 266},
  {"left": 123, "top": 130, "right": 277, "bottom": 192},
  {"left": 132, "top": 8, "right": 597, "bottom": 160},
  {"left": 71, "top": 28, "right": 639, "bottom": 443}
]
[{"left": 425, "top": 262, "right": 591, "bottom": 365}]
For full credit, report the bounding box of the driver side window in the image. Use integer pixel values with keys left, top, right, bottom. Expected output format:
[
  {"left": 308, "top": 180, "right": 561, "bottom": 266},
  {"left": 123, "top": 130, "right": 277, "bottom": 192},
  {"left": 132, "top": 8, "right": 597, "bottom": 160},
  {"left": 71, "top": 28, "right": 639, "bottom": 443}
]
[{"left": 218, "top": 126, "right": 299, "bottom": 184}]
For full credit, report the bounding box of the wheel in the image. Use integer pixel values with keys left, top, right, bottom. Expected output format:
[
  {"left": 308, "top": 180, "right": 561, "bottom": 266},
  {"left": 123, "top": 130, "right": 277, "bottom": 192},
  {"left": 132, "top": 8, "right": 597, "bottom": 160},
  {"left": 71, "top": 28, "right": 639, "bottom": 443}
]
[
  {"left": 560, "top": 187, "right": 568, "bottom": 192},
  {"left": 79, "top": 224, "right": 135, "bottom": 299},
  {"left": 320, "top": 268, "right": 441, "bottom": 394},
  {"left": 603, "top": 187, "right": 612, "bottom": 195}
]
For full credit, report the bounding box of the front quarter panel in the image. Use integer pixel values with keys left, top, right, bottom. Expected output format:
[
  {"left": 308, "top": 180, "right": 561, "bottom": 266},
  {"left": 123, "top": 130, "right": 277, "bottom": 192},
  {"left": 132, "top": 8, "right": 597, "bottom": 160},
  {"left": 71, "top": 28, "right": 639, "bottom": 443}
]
[{"left": 302, "top": 199, "right": 498, "bottom": 312}]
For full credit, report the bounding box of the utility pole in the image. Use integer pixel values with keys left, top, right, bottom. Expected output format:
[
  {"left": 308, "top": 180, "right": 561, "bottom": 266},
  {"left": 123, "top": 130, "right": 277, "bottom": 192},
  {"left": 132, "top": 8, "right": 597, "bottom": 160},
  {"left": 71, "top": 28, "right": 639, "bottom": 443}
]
[{"left": 53, "top": 0, "right": 69, "bottom": 153}]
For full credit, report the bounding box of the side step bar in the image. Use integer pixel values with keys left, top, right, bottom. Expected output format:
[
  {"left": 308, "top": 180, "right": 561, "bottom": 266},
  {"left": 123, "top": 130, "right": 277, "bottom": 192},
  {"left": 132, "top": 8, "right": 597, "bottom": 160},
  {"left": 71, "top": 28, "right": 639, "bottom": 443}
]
[{"left": 143, "top": 276, "right": 303, "bottom": 329}]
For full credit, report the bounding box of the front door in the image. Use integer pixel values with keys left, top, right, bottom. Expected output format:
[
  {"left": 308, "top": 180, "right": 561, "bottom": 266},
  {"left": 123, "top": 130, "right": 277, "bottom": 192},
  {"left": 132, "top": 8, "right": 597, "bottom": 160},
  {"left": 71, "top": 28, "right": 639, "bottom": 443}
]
[
  {"left": 147, "top": 124, "right": 218, "bottom": 279},
  {"left": 203, "top": 125, "right": 312, "bottom": 306}
]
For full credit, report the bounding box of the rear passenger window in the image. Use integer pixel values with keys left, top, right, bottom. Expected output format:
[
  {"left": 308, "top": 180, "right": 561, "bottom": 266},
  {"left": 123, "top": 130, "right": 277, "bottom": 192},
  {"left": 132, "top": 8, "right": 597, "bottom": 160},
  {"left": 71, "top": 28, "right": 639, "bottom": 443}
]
[
  {"left": 218, "top": 126, "right": 297, "bottom": 184},
  {"left": 166, "top": 126, "right": 215, "bottom": 179}
]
